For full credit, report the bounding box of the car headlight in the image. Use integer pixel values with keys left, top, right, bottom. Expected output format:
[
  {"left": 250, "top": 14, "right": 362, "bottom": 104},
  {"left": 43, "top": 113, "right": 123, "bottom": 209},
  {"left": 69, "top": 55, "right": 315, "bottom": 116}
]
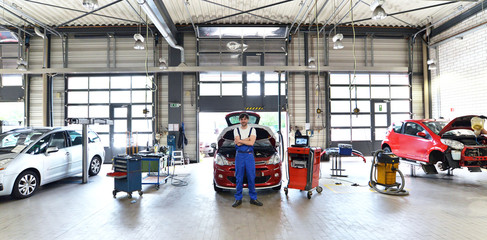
[
  {"left": 266, "top": 154, "right": 280, "bottom": 165},
  {"left": 0, "top": 158, "right": 13, "bottom": 171},
  {"left": 215, "top": 154, "right": 231, "bottom": 166},
  {"left": 441, "top": 139, "right": 464, "bottom": 150}
]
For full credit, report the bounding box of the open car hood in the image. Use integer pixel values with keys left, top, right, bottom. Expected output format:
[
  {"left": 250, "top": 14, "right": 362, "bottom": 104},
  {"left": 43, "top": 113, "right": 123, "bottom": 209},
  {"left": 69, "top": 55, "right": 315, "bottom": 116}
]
[
  {"left": 216, "top": 124, "right": 278, "bottom": 149},
  {"left": 439, "top": 115, "right": 487, "bottom": 136},
  {"left": 225, "top": 111, "right": 260, "bottom": 126}
]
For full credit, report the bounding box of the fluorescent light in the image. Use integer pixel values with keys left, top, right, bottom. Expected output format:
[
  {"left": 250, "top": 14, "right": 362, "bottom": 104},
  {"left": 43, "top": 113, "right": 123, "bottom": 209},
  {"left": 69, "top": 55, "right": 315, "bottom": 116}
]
[{"left": 82, "top": 0, "right": 98, "bottom": 11}]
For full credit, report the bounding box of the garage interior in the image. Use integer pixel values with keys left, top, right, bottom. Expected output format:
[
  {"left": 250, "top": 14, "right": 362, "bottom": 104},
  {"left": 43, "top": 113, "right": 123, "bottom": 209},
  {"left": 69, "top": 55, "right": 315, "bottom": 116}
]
[{"left": 1, "top": 0, "right": 487, "bottom": 239}]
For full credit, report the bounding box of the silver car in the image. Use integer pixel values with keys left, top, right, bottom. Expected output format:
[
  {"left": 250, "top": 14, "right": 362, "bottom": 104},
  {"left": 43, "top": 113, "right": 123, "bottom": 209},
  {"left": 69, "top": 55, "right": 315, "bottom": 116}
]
[{"left": 0, "top": 127, "right": 105, "bottom": 199}]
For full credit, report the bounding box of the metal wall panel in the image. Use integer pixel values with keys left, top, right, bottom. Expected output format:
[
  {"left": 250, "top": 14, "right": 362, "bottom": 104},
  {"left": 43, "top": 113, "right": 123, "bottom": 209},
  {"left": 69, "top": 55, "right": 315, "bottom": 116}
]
[
  {"left": 182, "top": 33, "right": 197, "bottom": 161},
  {"left": 29, "top": 76, "right": 43, "bottom": 127}
]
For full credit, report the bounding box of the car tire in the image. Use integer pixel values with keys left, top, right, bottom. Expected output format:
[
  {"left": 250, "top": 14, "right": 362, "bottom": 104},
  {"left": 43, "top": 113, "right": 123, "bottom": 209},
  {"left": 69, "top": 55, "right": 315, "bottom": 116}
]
[
  {"left": 213, "top": 181, "right": 223, "bottom": 192},
  {"left": 12, "top": 170, "right": 39, "bottom": 199},
  {"left": 272, "top": 184, "right": 282, "bottom": 191},
  {"left": 383, "top": 146, "right": 392, "bottom": 153},
  {"left": 89, "top": 156, "right": 102, "bottom": 176}
]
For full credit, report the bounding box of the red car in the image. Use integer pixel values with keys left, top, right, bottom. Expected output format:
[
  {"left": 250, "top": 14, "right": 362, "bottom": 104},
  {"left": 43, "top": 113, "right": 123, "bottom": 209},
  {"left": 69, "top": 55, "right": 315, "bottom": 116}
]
[
  {"left": 213, "top": 112, "right": 282, "bottom": 192},
  {"left": 381, "top": 115, "right": 487, "bottom": 173}
]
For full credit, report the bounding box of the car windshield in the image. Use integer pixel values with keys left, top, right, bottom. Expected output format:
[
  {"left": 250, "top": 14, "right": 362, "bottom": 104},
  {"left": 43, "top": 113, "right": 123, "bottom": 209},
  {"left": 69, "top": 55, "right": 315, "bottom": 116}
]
[
  {"left": 0, "top": 129, "right": 50, "bottom": 153},
  {"left": 227, "top": 115, "right": 259, "bottom": 125},
  {"left": 423, "top": 121, "right": 447, "bottom": 135}
]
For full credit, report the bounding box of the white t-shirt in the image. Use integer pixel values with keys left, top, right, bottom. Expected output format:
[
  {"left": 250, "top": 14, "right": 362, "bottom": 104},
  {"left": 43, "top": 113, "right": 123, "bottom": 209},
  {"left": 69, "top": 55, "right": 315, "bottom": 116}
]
[{"left": 234, "top": 125, "right": 256, "bottom": 140}]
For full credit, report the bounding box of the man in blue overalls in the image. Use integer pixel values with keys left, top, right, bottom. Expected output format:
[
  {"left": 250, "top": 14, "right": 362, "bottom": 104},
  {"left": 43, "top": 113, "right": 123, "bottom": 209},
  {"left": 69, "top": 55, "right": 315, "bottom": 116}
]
[{"left": 232, "top": 113, "right": 263, "bottom": 207}]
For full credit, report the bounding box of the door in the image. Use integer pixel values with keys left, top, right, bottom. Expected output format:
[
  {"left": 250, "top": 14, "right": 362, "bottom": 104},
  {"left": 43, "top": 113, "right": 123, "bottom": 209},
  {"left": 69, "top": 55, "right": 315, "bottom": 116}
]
[
  {"left": 109, "top": 104, "right": 131, "bottom": 160},
  {"left": 401, "top": 122, "right": 431, "bottom": 161},
  {"left": 44, "top": 132, "right": 70, "bottom": 182},
  {"left": 66, "top": 130, "right": 83, "bottom": 174},
  {"left": 371, "top": 100, "right": 391, "bottom": 150}
]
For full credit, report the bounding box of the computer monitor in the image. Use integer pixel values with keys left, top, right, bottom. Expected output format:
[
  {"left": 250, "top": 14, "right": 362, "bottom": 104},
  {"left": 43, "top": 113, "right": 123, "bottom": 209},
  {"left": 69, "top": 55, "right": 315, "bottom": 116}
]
[{"left": 294, "top": 136, "right": 309, "bottom": 147}]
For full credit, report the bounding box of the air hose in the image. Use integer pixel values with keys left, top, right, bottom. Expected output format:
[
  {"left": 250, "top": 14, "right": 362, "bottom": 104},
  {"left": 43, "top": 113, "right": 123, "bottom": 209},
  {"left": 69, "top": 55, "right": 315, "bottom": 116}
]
[{"left": 369, "top": 150, "right": 409, "bottom": 196}]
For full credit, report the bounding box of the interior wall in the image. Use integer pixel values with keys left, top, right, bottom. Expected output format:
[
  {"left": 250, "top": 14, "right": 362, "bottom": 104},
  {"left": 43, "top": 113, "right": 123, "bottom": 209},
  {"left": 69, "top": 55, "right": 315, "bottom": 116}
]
[
  {"left": 429, "top": 9, "right": 487, "bottom": 119},
  {"left": 288, "top": 32, "right": 424, "bottom": 148}
]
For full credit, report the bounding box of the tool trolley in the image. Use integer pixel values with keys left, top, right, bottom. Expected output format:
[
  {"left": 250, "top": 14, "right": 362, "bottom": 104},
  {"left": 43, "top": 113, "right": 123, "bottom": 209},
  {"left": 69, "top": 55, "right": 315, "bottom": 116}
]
[
  {"left": 285, "top": 147, "right": 323, "bottom": 199},
  {"left": 108, "top": 155, "right": 143, "bottom": 198}
]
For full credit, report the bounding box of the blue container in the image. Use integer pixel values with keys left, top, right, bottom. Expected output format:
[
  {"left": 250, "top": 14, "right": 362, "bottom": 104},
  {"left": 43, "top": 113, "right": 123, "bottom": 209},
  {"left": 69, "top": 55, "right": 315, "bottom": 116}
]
[{"left": 338, "top": 144, "right": 353, "bottom": 156}]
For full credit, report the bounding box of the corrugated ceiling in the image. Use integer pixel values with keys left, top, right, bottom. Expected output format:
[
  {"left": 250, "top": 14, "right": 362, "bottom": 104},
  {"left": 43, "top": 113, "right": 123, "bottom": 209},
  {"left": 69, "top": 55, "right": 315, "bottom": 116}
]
[{"left": 0, "top": 0, "right": 483, "bottom": 32}]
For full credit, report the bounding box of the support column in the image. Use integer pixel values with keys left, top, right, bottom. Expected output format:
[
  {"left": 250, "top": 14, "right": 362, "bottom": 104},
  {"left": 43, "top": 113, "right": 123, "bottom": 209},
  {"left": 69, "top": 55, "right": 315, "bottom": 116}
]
[{"left": 168, "top": 33, "right": 184, "bottom": 147}]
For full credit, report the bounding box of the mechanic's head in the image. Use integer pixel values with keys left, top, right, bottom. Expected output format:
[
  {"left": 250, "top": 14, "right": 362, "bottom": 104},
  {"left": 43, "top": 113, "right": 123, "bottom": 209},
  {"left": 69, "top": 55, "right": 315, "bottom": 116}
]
[{"left": 239, "top": 113, "right": 249, "bottom": 126}]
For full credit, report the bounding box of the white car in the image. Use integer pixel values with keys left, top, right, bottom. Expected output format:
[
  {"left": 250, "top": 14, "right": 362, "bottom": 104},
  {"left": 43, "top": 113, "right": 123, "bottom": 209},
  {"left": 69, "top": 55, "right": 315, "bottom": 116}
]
[{"left": 0, "top": 127, "right": 105, "bottom": 199}]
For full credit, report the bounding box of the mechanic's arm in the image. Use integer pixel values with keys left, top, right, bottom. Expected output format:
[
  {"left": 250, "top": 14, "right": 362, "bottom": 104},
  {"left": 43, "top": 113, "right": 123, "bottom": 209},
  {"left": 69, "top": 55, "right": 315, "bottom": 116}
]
[
  {"left": 237, "top": 135, "right": 256, "bottom": 146},
  {"left": 234, "top": 135, "right": 242, "bottom": 146}
]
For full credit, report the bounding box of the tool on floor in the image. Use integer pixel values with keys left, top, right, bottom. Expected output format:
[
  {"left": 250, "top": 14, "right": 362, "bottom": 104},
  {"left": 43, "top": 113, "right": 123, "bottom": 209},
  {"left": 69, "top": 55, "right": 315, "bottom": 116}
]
[{"left": 369, "top": 150, "right": 409, "bottom": 196}]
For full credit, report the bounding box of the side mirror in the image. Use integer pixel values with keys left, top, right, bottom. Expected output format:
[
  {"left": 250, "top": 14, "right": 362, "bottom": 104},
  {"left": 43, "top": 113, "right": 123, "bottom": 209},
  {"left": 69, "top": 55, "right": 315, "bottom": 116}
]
[
  {"left": 211, "top": 143, "right": 216, "bottom": 149},
  {"left": 417, "top": 132, "right": 427, "bottom": 138},
  {"left": 45, "top": 146, "right": 59, "bottom": 155}
]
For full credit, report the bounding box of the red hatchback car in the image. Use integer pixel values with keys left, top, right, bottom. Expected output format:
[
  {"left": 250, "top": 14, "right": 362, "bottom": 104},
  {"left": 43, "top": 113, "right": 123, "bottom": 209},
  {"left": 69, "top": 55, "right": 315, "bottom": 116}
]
[
  {"left": 213, "top": 112, "right": 282, "bottom": 192},
  {"left": 381, "top": 115, "right": 487, "bottom": 173}
]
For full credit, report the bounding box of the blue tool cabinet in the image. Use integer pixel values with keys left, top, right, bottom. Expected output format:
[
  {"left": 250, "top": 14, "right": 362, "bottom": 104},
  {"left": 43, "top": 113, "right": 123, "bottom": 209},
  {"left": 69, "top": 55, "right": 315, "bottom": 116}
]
[{"left": 112, "top": 155, "right": 142, "bottom": 198}]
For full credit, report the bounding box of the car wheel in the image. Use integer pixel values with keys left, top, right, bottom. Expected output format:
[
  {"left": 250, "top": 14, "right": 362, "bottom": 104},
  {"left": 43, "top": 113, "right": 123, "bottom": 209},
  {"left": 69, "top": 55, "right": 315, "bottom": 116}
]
[
  {"left": 214, "top": 181, "right": 223, "bottom": 192},
  {"left": 12, "top": 170, "right": 39, "bottom": 199},
  {"left": 383, "top": 146, "right": 392, "bottom": 153},
  {"left": 272, "top": 184, "right": 281, "bottom": 191},
  {"left": 89, "top": 156, "right": 102, "bottom": 176}
]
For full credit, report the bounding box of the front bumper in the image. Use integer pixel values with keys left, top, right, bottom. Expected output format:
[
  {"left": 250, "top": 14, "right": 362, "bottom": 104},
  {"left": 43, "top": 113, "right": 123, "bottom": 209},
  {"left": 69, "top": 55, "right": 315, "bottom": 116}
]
[
  {"left": 461, "top": 147, "right": 487, "bottom": 167},
  {"left": 214, "top": 163, "right": 282, "bottom": 189}
]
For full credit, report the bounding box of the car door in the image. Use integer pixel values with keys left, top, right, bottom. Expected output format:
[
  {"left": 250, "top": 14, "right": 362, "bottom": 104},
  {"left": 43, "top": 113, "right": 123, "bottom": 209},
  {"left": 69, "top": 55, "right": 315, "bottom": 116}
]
[
  {"left": 401, "top": 122, "right": 431, "bottom": 161},
  {"left": 67, "top": 130, "right": 83, "bottom": 175},
  {"left": 44, "top": 132, "right": 70, "bottom": 181}
]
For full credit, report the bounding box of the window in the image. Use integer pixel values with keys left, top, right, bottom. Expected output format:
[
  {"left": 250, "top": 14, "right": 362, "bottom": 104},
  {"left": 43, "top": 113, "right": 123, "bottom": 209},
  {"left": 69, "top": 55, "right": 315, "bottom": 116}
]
[
  {"left": 49, "top": 132, "right": 67, "bottom": 149},
  {"left": 392, "top": 122, "right": 403, "bottom": 133},
  {"left": 1, "top": 74, "right": 22, "bottom": 86},
  {"left": 27, "top": 135, "right": 50, "bottom": 155},
  {"left": 404, "top": 123, "right": 425, "bottom": 136},
  {"left": 68, "top": 131, "right": 82, "bottom": 146}
]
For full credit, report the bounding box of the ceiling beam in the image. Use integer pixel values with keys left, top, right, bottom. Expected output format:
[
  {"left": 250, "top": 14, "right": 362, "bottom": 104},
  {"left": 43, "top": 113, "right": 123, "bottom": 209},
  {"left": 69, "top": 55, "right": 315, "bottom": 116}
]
[
  {"left": 56, "top": 0, "right": 124, "bottom": 28},
  {"left": 431, "top": 0, "right": 487, "bottom": 37},
  {"left": 202, "top": 0, "right": 281, "bottom": 23},
  {"left": 199, "top": 0, "right": 293, "bottom": 25},
  {"left": 0, "top": 65, "right": 408, "bottom": 75}
]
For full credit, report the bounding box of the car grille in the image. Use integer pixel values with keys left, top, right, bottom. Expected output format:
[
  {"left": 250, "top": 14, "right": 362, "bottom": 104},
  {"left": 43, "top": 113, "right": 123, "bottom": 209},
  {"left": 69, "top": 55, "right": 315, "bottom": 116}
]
[
  {"left": 227, "top": 176, "right": 271, "bottom": 184},
  {"left": 464, "top": 148, "right": 487, "bottom": 157}
]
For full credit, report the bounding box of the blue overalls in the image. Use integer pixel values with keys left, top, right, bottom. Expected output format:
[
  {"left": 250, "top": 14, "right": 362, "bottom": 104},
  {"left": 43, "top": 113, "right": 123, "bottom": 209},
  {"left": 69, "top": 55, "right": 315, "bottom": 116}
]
[{"left": 234, "top": 127, "right": 257, "bottom": 201}]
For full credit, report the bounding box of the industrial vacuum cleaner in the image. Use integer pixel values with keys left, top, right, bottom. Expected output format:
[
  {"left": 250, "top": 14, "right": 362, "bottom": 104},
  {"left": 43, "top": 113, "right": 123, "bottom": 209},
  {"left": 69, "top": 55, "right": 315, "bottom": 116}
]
[{"left": 369, "top": 150, "right": 409, "bottom": 196}]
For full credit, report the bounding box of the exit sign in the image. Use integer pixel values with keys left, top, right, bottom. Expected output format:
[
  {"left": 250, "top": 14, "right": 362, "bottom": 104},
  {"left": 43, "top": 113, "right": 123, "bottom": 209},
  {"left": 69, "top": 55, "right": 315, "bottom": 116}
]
[{"left": 170, "top": 103, "right": 181, "bottom": 108}]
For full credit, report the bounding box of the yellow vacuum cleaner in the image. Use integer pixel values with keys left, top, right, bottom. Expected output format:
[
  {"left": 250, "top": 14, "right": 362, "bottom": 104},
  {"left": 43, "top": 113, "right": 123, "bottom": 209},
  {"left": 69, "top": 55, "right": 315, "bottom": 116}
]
[{"left": 369, "top": 150, "right": 408, "bottom": 196}]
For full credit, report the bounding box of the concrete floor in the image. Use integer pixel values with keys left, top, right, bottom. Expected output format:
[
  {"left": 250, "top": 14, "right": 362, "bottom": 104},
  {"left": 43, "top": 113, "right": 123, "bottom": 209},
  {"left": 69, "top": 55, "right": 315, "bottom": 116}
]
[{"left": 2, "top": 157, "right": 487, "bottom": 240}]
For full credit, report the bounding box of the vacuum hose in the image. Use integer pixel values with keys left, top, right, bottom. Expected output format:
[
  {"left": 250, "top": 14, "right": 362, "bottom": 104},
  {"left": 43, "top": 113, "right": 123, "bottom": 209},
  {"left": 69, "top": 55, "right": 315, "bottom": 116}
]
[{"left": 369, "top": 150, "right": 409, "bottom": 196}]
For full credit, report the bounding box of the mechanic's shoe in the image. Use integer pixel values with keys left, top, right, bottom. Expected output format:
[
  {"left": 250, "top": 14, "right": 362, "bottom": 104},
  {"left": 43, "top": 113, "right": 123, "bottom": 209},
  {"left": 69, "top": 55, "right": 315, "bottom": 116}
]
[
  {"left": 232, "top": 199, "right": 242, "bottom": 208},
  {"left": 250, "top": 199, "right": 263, "bottom": 206}
]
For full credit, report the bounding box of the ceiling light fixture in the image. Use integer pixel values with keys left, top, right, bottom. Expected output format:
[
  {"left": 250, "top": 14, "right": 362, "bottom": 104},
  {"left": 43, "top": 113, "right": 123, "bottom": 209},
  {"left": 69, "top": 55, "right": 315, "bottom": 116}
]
[
  {"left": 158, "top": 58, "right": 168, "bottom": 70},
  {"left": 82, "top": 0, "right": 99, "bottom": 11},
  {"left": 133, "top": 33, "right": 145, "bottom": 50},
  {"left": 332, "top": 33, "right": 344, "bottom": 50},
  {"left": 308, "top": 57, "right": 317, "bottom": 69},
  {"left": 427, "top": 59, "right": 437, "bottom": 70},
  {"left": 226, "top": 41, "right": 248, "bottom": 52},
  {"left": 371, "top": 0, "right": 387, "bottom": 20},
  {"left": 16, "top": 58, "right": 27, "bottom": 71}
]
